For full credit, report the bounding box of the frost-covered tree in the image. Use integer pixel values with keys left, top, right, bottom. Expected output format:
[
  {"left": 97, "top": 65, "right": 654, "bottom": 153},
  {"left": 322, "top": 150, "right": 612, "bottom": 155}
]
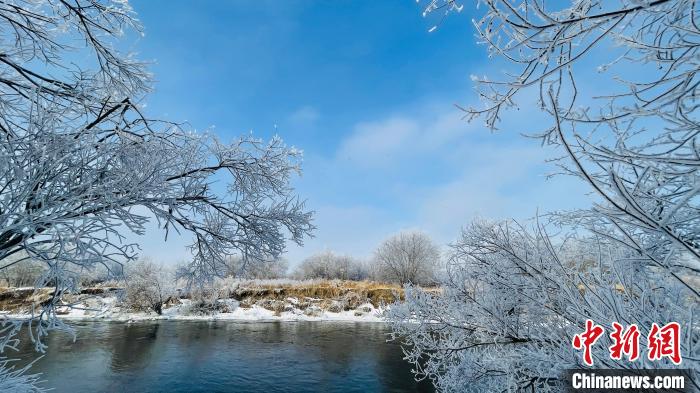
[
  {"left": 123, "top": 259, "right": 174, "bottom": 315},
  {"left": 0, "top": 0, "right": 312, "bottom": 365},
  {"left": 388, "top": 1, "right": 700, "bottom": 390},
  {"left": 424, "top": 0, "right": 700, "bottom": 294},
  {"left": 374, "top": 231, "right": 440, "bottom": 285},
  {"left": 0, "top": 255, "right": 44, "bottom": 288},
  {"left": 293, "top": 251, "right": 368, "bottom": 281},
  {"left": 389, "top": 220, "right": 699, "bottom": 392}
]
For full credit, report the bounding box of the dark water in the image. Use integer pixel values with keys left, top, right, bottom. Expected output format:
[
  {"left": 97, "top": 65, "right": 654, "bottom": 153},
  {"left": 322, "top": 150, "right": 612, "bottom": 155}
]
[{"left": 13, "top": 321, "right": 434, "bottom": 393}]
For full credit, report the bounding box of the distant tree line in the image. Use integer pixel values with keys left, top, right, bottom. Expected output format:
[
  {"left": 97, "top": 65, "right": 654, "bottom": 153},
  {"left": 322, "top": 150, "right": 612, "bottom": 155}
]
[
  {"left": 293, "top": 231, "right": 441, "bottom": 285},
  {"left": 0, "top": 231, "right": 440, "bottom": 298}
]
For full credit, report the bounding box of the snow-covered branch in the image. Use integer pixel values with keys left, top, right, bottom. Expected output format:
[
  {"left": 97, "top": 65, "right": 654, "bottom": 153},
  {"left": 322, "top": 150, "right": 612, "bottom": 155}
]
[
  {"left": 389, "top": 220, "right": 698, "bottom": 392},
  {"left": 0, "top": 0, "right": 313, "bottom": 355}
]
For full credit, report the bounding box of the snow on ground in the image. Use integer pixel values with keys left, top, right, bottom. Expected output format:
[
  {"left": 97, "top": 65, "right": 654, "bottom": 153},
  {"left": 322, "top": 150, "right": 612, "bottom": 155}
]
[{"left": 3, "top": 296, "right": 387, "bottom": 323}]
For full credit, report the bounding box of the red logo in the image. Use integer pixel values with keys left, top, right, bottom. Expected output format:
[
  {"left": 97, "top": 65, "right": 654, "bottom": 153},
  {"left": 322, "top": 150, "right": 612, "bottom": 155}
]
[
  {"left": 572, "top": 321, "right": 682, "bottom": 366},
  {"left": 572, "top": 319, "right": 605, "bottom": 366},
  {"left": 647, "top": 322, "right": 681, "bottom": 365},
  {"left": 609, "top": 322, "right": 640, "bottom": 361}
]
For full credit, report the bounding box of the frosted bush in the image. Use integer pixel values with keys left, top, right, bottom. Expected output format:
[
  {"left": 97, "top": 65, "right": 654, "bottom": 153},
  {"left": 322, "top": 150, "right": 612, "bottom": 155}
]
[
  {"left": 122, "top": 260, "right": 175, "bottom": 315},
  {"left": 389, "top": 220, "right": 698, "bottom": 392}
]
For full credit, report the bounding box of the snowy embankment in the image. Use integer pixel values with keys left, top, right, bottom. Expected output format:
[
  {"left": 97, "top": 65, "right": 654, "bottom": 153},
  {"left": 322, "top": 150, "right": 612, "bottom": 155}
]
[
  {"left": 0, "top": 280, "right": 401, "bottom": 323},
  {"left": 53, "top": 297, "right": 386, "bottom": 323}
]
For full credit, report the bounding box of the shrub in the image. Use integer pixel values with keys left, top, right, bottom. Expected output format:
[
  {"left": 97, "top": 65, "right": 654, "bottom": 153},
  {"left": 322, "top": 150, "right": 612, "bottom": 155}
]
[
  {"left": 122, "top": 260, "right": 174, "bottom": 315},
  {"left": 373, "top": 231, "right": 441, "bottom": 285},
  {"left": 292, "top": 251, "right": 368, "bottom": 280}
]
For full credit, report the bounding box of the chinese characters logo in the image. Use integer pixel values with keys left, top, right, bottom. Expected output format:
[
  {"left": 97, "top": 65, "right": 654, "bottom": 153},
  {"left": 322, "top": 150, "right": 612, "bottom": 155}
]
[{"left": 572, "top": 320, "right": 682, "bottom": 366}]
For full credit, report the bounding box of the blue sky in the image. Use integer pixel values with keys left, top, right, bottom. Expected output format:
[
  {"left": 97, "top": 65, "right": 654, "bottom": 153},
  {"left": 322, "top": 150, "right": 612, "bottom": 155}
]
[{"left": 129, "top": 1, "right": 591, "bottom": 265}]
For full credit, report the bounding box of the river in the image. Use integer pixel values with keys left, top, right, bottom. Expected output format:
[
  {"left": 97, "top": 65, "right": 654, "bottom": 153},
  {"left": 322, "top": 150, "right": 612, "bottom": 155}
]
[{"left": 13, "top": 321, "right": 434, "bottom": 392}]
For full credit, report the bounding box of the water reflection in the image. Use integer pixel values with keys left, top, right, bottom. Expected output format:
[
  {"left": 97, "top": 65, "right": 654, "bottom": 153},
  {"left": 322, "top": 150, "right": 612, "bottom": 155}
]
[
  {"left": 15, "top": 321, "right": 434, "bottom": 393},
  {"left": 109, "top": 323, "right": 161, "bottom": 371}
]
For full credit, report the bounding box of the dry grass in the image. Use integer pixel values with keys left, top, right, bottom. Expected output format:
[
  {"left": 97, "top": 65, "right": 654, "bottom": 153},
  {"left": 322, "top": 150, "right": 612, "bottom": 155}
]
[
  {"left": 0, "top": 287, "right": 54, "bottom": 312},
  {"left": 231, "top": 280, "right": 406, "bottom": 307}
]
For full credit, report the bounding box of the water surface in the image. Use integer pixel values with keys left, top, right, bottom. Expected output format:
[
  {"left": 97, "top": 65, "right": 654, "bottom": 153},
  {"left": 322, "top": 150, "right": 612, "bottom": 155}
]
[{"left": 14, "top": 321, "right": 433, "bottom": 393}]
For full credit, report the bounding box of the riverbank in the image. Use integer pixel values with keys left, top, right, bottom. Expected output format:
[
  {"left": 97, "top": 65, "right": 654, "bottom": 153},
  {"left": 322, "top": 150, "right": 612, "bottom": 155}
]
[
  {"left": 0, "top": 280, "right": 409, "bottom": 323},
  {"left": 58, "top": 299, "right": 387, "bottom": 323}
]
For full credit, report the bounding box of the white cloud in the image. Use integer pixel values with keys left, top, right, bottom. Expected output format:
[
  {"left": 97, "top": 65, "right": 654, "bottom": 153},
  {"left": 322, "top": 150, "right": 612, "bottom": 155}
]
[
  {"left": 289, "top": 103, "right": 592, "bottom": 263},
  {"left": 336, "top": 117, "right": 418, "bottom": 166},
  {"left": 416, "top": 145, "right": 547, "bottom": 241},
  {"left": 288, "top": 105, "right": 320, "bottom": 125},
  {"left": 336, "top": 109, "right": 473, "bottom": 167}
]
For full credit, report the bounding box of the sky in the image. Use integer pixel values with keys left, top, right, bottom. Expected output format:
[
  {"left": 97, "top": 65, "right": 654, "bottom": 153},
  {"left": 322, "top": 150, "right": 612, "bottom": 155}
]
[{"left": 128, "top": 0, "right": 592, "bottom": 265}]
